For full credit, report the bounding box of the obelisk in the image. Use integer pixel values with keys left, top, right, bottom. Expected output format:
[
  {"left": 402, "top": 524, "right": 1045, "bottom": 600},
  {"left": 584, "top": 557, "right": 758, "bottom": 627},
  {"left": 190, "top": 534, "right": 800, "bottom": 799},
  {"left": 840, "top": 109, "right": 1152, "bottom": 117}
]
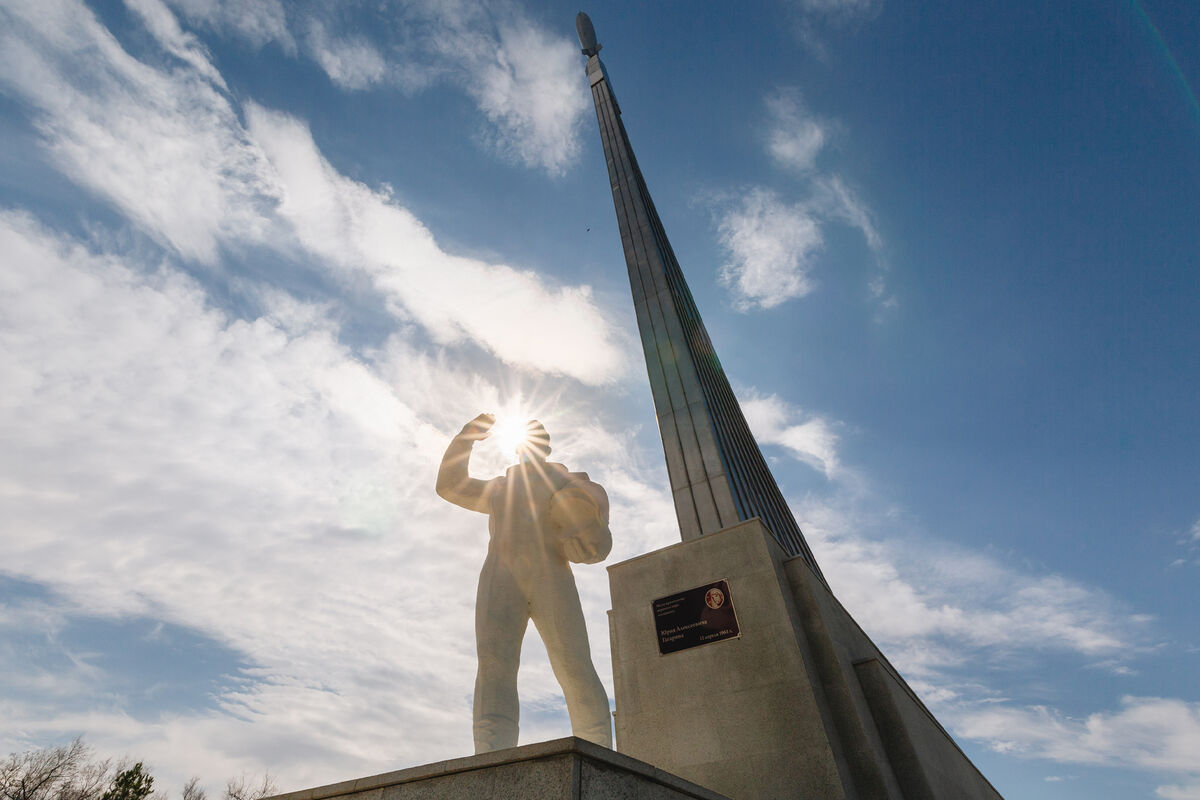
[
  {"left": 577, "top": 11, "right": 824, "bottom": 583},
  {"left": 582, "top": 13, "right": 1004, "bottom": 799}
]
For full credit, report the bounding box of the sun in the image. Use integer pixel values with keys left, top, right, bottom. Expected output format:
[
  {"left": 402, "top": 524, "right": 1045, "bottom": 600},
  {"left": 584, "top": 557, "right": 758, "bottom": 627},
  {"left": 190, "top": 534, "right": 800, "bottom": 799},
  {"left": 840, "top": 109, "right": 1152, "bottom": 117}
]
[
  {"left": 491, "top": 414, "right": 534, "bottom": 456},
  {"left": 483, "top": 387, "right": 557, "bottom": 462}
]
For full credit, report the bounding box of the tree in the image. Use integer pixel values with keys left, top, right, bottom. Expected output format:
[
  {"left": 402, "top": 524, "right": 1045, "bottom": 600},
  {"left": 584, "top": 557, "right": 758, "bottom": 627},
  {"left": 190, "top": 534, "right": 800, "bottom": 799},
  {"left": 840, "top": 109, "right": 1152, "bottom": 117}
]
[
  {"left": 0, "top": 738, "right": 111, "bottom": 800},
  {"left": 100, "top": 764, "right": 154, "bottom": 800},
  {"left": 180, "top": 778, "right": 206, "bottom": 800},
  {"left": 222, "top": 774, "right": 275, "bottom": 800},
  {"left": 2, "top": 741, "right": 271, "bottom": 800}
]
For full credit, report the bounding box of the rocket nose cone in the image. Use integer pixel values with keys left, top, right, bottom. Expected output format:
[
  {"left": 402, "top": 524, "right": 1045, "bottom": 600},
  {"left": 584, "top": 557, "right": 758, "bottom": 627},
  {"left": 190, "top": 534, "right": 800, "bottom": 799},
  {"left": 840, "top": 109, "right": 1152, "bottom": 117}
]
[{"left": 576, "top": 12, "right": 600, "bottom": 56}]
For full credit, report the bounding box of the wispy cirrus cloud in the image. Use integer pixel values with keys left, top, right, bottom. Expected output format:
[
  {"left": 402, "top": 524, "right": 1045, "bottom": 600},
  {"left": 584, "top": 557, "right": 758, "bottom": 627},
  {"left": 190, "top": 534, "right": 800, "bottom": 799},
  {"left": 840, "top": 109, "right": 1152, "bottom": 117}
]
[
  {"left": 162, "top": 0, "right": 588, "bottom": 174},
  {"left": 953, "top": 696, "right": 1200, "bottom": 772},
  {"left": 126, "top": 0, "right": 229, "bottom": 88},
  {"left": 784, "top": 0, "right": 883, "bottom": 58},
  {"left": 0, "top": 0, "right": 624, "bottom": 384},
  {"left": 305, "top": 18, "right": 387, "bottom": 91},
  {"left": 0, "top": 0, "right": 278, "bottom": 263},
  {"left": 715, "top": 89, "right": 889, "bottom": 311},
  {"left": 790, "top": 0, "right": 882, "bottom": 19},
  {"left": 739, "top": 387, "right": 842, "bottom": 477},
  {"left": 953, "top": 697, "right": 1200, "bottom": 798},
  {"left": 797, "top": 497, "right": 1150, "bottom": 678},
  {"left": 736, "top": 397, "right": 1175, "bottom": 789},
  {"left": 765, "top": 89, "right": 828, "bottom": 173},
  {"left": 792, "top": 492, "right": 1190, "bottom": 794},
  {"left": 0, "top": 208, "right": 673, "bottom": 789},
  {"left": 0, "top": 16, "right": 638, "bottom": 781},
  {"left": 245, "top": 104, "right": 625, "bottom": 382},
  {"left": 163, "top": 0, "right": 294, "bottom": 51},
  {"left": 732, "top": 383, "right": 1151, "bottom": 678},
  {"left": 1168, "top": 516, "right": 1200, "bottom": 568}
]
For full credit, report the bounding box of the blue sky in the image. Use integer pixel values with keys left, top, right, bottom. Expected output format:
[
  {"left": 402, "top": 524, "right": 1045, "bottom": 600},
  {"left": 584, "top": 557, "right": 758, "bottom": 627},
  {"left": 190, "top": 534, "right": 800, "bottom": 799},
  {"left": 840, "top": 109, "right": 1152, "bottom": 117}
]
[{"left": 0, "top": 0, "right": 1197, "bottom": 798}]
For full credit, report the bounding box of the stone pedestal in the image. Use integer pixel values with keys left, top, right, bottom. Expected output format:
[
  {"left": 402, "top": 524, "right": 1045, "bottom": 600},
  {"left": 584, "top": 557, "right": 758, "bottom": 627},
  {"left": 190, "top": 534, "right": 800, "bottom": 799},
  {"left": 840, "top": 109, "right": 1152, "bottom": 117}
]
[
  {"left": 608, "top": 519, "right": 1003, "bottom": 800},
  {"left": 265, "top": 737, "right": 729, "bottom": 800}
]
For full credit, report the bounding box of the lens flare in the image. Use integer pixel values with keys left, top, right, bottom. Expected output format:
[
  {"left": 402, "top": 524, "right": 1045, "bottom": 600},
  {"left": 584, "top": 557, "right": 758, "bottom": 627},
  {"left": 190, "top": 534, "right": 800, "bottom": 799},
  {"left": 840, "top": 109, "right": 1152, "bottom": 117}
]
[{"left": 491, "top": 415, "right": 533, "bottom": 455}]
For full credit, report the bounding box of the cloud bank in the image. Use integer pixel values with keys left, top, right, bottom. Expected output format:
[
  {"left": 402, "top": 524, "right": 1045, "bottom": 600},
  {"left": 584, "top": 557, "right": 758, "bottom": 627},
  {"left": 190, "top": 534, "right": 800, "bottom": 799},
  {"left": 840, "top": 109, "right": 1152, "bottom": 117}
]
[
  {"left": 0, "top": 0, "right": 623, "bottom": 385},
  {"left": 0, "top": 208, "right": 674, "bottom": 788}
]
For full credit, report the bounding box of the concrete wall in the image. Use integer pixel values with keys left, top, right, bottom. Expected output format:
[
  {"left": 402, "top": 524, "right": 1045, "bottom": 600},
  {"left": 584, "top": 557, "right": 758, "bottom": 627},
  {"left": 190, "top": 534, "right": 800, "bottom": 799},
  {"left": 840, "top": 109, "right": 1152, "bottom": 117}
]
[
  {"left": 608, "top": 520, "right": 847, "bottom": 800},
  {"left": 264, "top": 738, "right": 728, "bottom": 800},
  {"left": 783, "top": 557, "right": 1003, "bottom": 800},
  {"left": 609, "top": 519, "right": 1004, "bottom": 800}
]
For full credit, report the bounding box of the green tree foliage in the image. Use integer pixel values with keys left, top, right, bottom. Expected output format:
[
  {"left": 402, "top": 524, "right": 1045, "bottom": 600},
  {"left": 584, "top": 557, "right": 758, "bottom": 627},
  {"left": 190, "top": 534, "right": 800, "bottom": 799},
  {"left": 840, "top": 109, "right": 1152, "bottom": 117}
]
[{"left": 100, "top": 764, "right": 154, "bottom": 800}]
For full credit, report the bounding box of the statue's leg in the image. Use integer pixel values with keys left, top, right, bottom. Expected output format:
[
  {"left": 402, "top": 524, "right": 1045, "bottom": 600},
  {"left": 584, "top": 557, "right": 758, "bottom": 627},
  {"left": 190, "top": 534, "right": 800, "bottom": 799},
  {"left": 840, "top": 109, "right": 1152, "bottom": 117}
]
[
  {"left": 473, "top": 555, "right": 529, "bottom": 753},
  {"left": 529, "top": 569, "right": 612, "bottom": 748}
]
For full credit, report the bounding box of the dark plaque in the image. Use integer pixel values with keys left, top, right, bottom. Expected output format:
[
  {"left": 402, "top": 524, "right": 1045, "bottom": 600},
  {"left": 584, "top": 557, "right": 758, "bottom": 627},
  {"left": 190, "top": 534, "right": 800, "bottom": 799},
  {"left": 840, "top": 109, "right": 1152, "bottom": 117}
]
[{"left": 652, "top": 579, "right": 740, "bottom": 655}]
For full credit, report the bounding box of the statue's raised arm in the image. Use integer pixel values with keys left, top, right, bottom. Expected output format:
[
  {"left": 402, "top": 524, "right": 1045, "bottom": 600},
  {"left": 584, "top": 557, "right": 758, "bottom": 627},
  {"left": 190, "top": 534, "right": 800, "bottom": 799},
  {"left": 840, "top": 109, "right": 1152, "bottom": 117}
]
[{"left": 435, "top": 413, "right": 496, "bottom": 513}]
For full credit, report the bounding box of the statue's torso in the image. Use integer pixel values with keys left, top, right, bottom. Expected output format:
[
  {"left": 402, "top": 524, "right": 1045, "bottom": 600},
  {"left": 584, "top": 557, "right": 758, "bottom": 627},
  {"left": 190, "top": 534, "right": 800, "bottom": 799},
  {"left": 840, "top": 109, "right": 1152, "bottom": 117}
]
[{"left": 487, "top": 460, "right": 578, "bottom": 577}]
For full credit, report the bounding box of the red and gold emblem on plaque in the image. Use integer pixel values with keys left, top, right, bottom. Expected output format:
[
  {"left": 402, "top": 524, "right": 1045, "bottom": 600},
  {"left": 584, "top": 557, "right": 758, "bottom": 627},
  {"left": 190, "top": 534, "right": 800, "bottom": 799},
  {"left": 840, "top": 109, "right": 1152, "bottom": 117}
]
[{"left": 704, "top": 587, "right": 725, "bottom": 609}]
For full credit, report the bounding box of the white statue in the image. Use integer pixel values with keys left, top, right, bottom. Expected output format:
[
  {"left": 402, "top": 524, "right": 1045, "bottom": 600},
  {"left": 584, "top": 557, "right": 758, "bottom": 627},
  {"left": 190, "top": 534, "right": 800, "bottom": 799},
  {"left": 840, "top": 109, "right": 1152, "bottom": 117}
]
[{"left": 437, "top": 413, "right": 614, "bottom": 753}]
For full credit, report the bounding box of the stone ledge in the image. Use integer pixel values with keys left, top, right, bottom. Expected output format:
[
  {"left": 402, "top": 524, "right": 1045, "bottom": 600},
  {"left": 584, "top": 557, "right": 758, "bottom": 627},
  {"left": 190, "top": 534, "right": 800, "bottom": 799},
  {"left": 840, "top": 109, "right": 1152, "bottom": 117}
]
[{"left": 265, "top": 737, "right": 729, "bottom": 800}]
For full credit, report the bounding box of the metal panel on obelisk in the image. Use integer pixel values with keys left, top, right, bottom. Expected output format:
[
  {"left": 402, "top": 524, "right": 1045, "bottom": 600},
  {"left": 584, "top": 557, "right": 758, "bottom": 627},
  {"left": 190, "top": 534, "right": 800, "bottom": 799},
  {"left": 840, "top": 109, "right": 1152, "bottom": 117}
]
[{"left": 579, "top": 12, "right": 1005, "bottom": 800}]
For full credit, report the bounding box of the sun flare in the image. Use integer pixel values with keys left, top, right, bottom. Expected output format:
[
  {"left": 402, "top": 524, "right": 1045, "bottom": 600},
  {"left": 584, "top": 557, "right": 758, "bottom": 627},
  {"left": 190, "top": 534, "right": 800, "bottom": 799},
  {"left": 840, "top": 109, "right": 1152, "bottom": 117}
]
[{"left": 491, "top": 414, "right": 534, "bottom": 455}]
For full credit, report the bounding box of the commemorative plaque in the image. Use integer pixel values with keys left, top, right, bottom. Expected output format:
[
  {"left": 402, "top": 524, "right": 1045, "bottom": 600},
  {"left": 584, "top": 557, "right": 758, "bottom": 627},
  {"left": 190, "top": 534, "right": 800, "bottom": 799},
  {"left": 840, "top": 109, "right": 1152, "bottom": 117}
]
[{"left": 652, "top": 579, "right": 740, "bottom": 655}]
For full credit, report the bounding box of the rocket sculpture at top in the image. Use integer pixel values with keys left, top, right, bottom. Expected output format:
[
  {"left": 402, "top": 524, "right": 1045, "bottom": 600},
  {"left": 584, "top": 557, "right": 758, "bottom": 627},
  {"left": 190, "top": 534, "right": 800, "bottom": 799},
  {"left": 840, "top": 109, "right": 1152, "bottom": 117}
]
[{"left": 576, "top": 13, "right": 826, "bottom": 584}]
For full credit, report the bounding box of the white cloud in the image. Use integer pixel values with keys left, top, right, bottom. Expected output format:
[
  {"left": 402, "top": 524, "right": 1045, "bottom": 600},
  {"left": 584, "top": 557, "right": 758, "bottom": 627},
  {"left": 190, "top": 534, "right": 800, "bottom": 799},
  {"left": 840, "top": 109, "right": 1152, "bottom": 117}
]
[
  {"left": 953, "top": 696, "right": 1200, "bottom": 776},
  {"left": 244, "top": 104, "right": 625, "bottom": 383},
  {"left": 733, "top": 377, "right": 1185, "bottom": 796},
  {"left": 727, "top": 397, "right": 1149, "bottom": 679},
  {"left": 162, "top": 0, "right": 587, "bottom": 175},
  {"left": 0, "top": 5, "right": 1184, "bottom": 798},
  {"left": 1159, "top": 783, "right": 1200, "bottom": 800},
  {"left": 716, "top": 89, "right": 888, "bottom": 311},
  {"left": 783, "top": 0, "right": 883, "bottom": 59},
  {"left": 739, "top": 388, "right": 841, "bottom": 477},
  {"left": 0, "top": 210, "right": 673, "bottom": 790},
  {"left": 729, "top": 428, "right": 1184, "bottom": 792},
  {"left": 717, "top": 188, "right": 823, "bottom": 310},
  {"left": 306, "top": 19, "right": 388, "bottom": 90},
  {"left": 469, "top": 22, "right": 587, "bottom": 175},
  {"left": 766, "top": 89, "right": 828, "bottom": 173},
  {"left": 166, "top": 0, "right": 294, "bottom": 51},
  {"left": 794, "top": 496, "right": 1150, "bottom": 681},
  {"left": 788, "top": 492, "right": 1196, "bottom": 794},
  {"left": 791, "top": 0, "right": 882, "bottom": 17},
  {"left": 816, "top": 174, "right": 882, "bottom": 254},
  {"left": 0, "top": 0, "right": 624, "bottom": 384},
  {"left": 124, "top": 0, "right": 228, "bottom": 89},
  {"left": 0, "top": 0, "right": 279, "bottom": 263}
]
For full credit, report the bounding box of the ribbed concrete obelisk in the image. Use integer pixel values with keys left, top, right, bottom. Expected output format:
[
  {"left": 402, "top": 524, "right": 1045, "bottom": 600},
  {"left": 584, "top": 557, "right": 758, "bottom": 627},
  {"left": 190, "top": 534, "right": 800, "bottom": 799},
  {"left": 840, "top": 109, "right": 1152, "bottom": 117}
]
[
  {"left": 582, "top": 13, "right": 1004, "bottom": 800},
  {"left": 577, "top": 12, "right": 824, "bottom": 584}
]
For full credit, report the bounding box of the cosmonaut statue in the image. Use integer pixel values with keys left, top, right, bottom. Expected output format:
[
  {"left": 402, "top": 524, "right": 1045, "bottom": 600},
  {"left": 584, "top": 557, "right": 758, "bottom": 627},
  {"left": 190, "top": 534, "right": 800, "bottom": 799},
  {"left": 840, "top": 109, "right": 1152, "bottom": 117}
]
[{"left": 436, "top": 413, "right": 613, "bottom": 753}]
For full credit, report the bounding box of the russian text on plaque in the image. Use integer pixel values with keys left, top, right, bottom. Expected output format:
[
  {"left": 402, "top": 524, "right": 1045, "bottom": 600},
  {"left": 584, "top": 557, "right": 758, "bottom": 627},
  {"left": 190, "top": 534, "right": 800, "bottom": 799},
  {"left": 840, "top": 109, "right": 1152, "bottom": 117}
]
[{"left": 652, "top": 579, "right": 741, "bottom": 655}]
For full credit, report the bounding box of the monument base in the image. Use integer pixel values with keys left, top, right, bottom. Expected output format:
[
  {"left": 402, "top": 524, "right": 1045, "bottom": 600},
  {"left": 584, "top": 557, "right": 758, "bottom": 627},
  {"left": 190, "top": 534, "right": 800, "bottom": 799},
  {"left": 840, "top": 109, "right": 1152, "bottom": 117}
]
[
  {"left": 608, "top": 518, "right": 1003, "bottom": 800},
  {"left": 264, "top": 737, "right": 729, "bottom": 800}
]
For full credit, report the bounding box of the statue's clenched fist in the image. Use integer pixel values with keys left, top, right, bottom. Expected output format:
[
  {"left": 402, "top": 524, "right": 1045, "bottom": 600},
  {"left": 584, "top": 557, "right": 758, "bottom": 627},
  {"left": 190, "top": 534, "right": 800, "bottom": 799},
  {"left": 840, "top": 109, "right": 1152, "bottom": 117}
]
[{"left": 459, "top": 412, "right": 495, "bottom": 441}]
